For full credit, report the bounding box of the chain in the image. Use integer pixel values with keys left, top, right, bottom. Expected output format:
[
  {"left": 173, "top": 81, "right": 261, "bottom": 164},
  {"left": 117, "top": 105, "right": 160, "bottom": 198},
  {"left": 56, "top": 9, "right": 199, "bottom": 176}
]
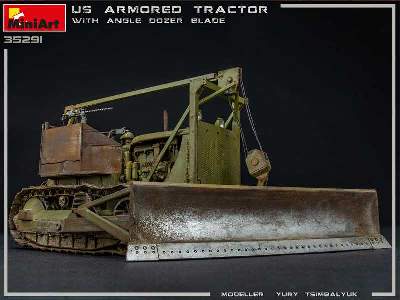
[
  {"left": 240, "top": 79, "right": 263, "bottom": 152},
  {"left": 240, "top": 127, "right": 249, "bottom": 156}
]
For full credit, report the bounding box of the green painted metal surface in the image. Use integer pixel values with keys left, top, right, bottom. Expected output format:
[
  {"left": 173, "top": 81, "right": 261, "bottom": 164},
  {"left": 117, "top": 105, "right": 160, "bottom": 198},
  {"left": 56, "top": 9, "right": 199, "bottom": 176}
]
[{"left": 197, "top": 121, "right": 240, "bottom": 185}]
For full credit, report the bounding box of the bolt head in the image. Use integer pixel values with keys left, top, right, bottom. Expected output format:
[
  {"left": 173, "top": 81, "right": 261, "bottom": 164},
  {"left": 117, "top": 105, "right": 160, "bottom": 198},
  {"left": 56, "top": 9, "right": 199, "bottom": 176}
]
[{"left": 251, "top": 158, "right": 259, "bottom": 166}]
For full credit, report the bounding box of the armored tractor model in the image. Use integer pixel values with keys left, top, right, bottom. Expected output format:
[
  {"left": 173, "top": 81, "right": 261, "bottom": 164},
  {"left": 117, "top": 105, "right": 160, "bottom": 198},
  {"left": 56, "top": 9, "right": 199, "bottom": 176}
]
[{"left": 9, "top": 67, "right": 390, "bottom": 261}]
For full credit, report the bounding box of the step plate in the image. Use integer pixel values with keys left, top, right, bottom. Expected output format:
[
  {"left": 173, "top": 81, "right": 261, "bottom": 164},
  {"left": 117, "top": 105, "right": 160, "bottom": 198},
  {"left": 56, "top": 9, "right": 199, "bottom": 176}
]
[{"left": 126, "top": 235, "right": 390, "bottom": 261}]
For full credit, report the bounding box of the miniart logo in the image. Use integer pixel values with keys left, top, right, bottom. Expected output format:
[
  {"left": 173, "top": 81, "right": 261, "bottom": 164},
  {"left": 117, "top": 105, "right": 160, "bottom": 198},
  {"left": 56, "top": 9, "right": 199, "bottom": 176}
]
[{"left": 3, "top": 4, "right": 66, "bottom": 32}]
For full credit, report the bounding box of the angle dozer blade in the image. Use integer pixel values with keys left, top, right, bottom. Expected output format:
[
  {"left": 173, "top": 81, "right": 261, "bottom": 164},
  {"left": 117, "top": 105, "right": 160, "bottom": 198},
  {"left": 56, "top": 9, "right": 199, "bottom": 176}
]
[{"left": 126, "top": 182, "right": 390, "bottom": 261}]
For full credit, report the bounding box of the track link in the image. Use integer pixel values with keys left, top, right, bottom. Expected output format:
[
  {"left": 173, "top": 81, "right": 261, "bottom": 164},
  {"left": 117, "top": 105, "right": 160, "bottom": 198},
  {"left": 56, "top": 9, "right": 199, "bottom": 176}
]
[{"left": 9, "top": 184, "right": 128, "bottom": 255}]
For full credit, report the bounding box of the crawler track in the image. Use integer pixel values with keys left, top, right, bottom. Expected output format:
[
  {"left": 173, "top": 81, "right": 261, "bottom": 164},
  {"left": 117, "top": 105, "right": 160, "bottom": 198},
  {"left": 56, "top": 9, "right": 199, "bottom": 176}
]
[{"left": 9, "top": 184, "right": 128, "bottom": 255}]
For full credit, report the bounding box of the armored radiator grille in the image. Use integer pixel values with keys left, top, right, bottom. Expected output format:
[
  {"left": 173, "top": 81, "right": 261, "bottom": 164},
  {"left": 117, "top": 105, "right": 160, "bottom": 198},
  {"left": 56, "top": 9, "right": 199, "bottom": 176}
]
[{"left": 197, "top": 121, "right": 240, "bottom": 185}]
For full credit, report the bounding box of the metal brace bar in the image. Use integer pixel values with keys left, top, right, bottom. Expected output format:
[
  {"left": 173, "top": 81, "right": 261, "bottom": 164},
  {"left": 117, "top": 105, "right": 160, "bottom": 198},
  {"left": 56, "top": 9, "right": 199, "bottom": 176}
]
[
  {"left": 145, "top": 82, "right": 236, "bottom": 181},
  {"left": 144, "top": 106, "right": 190, "bottom": 181},
  {"left": 64, "top": 73, "right": 218, "bottom": 113},
  {"left": 75, "top": 208, "right": 130, "bottom": 243},
  {"left": 198, "top": 82, "right": 236, "bottom": 106},
  {"left": 225, "top": 111, "right": 234, "bottom": 128},
  {"left": 204, "top": 81, "right": 247, "bottom": 106},
  {"left": 79, "top": 188, "right": 130, "bottom": 209}
]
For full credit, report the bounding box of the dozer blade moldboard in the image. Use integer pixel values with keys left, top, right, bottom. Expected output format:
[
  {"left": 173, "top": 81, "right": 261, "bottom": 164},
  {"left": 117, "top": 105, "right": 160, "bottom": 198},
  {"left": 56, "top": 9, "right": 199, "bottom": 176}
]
[{"left": 127, "top": 182, "right": 390, "bottom": 261}]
